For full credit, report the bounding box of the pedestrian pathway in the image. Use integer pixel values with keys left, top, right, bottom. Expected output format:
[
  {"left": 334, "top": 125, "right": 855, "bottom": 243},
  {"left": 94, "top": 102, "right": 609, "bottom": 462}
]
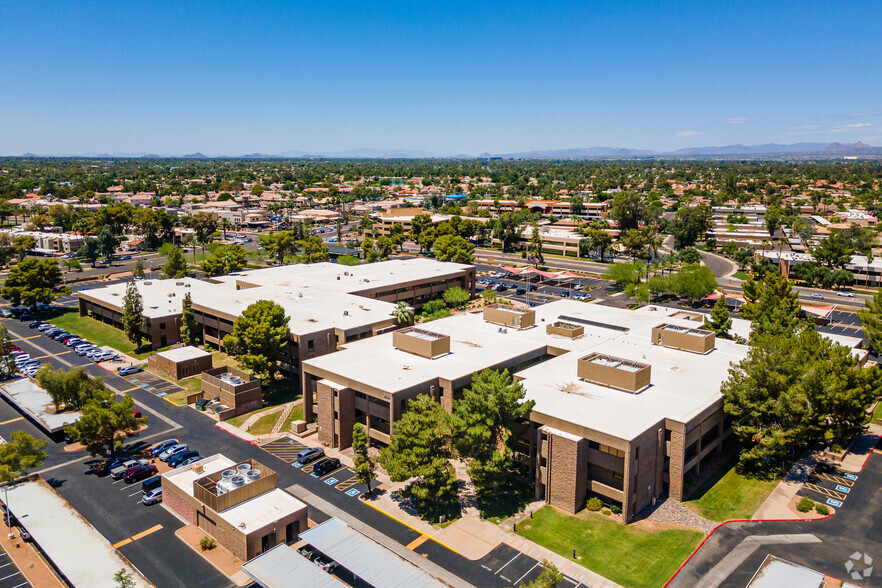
[{"left": 270, "top": 402, "right": 296, "bottom": 434}]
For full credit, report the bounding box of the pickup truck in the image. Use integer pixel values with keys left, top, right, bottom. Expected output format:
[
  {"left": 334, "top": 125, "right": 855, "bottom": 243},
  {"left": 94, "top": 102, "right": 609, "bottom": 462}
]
[{"left": 109, "top": 459, "right": 149, "bottom": 480}]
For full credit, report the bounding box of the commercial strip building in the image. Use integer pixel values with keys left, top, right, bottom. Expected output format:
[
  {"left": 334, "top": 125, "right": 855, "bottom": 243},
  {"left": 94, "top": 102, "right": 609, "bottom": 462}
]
[
  {"left": 302, "top": 300, "right": 864, "bottom": 523},
  {"left": 5, "top": 477, "right": 151, "bottom": 587},
  {"left": 758, "top": 249, "right": 882, "bottom": 286},
  {"left": 0, "top": 377, "right": 81, "bottom": 434},
  {"left": 162, "top": 454, "right": 308, "bottom": 561}
]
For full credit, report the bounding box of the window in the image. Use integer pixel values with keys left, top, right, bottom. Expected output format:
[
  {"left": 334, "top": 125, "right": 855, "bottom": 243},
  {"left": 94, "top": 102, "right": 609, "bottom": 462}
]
[
  {"left": 159, "top": 322, "right": 166, "bottom": 330},
  {"left": 307, "top": 340, "right": 314, "bottom": 351},
  {"left": 634, "top": 447, "right": 639, "bottom": 460}
]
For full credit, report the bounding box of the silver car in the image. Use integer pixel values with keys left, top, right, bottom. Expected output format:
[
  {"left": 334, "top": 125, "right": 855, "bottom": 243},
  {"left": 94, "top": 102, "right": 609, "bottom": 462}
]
[{"left": 158, "top": 444, "right": 189, "bottom": 462}]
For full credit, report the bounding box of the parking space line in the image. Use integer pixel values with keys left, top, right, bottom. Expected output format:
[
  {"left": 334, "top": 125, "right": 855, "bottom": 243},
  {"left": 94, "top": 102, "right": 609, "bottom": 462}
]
[
  {"left": 496, "top": 552, "right": 521, "bottom": 575},
  {"left": 0, "top": 572, "right": 21, "bottom": 581},
  {"left": 514, "top": 562, "right": 541, "bottom": 586},
  {"left": 817, "top": 472, "right": 853, "bottom": 487},
  {"left": 406, "top": 535, "right": 429, "bottom": 550},
  {"left": 0, "top": 417, "right": 24, "bottom": 426},
  {"left": 320, "top": 467, "right": 346, "bottom": 480}
]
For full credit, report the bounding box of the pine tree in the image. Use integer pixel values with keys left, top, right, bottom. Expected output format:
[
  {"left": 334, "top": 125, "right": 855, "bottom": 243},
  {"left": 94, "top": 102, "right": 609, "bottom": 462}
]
[
  {"left": 180, "top": 292, "right": 200, "bottom": 345},
  {"left": 741, "top": 272, "right": 801, "bottom": 338},
  {"left": 452, "top": 369, "right": 535, "bottom": 493},
  {"left": 131, "top": 259, "right": 145, "bottom": 278},
  {"left": 704, "top": 295, "right": 732, "bottom": 338},
  {"left": 859, "top": 290, "right": 882, "bottom": 354},
  {"left": 352, "top": 423, "right": 376, "bottom": 496},
  {"left": 121, "top": 281, "right": 144, "bottom": 350}
]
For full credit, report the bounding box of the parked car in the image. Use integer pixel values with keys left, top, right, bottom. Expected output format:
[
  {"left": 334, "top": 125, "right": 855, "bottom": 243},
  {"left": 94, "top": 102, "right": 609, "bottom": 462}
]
[
  {"left": 37, "top": 323, "right": 54, "bottom": 331},
  {"left": 297, "top": 447, "right": 324, "bottom": 464},
  {"left": 168, "top": 451, "right": 199, "bottom": 468},
  {"left": 0, "top": 309, "right": 11, "bottom": 318},
  {"left": 151, "top": 439, "right": 180, "bottom": 456},
  {"left": 105, "top": 456, "right": 132, "bottom": 471},
  {"left": 141, "top": 475, "right": 162, "bottom": 494},
  {"left": 110, "top": 459, "right": 148, "bottom": 480},
  {"left": 64, "top": 338, "right": 83, "bottom": 347},
  {"left": 297, "top": 546, "right": 316, "bottom": 561},
  {"left": 76, "top": 346, "right": 97, "bottom": 356},
  {"left": 179, "top": 456, "right": 203, "bottom": 467},
  {"left": 118, "top": 366, "right": 143, "bottom": 376},
  {"left": 124, "top": 464, "right": 158, "bottom": 483},
  {"left": 158, "top": 444, "right": 189, "bottom": 462},
  {"left": 312, "top": 457, "right": 342, "bottom": 476},
  {"left": 28, "top": 320, "right": 44, "bottom": 329},
  {"left": 314, "top": 557, "right": 338, "bottom": 573},
  {"left": 141, "top": 487, "right": 162, "bottom": 505}
]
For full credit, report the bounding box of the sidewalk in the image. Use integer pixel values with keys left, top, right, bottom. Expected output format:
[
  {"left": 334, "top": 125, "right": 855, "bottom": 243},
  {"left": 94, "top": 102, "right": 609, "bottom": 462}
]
[
  {"left": 753, "top": 424, "right": 881, "bottom": 520},
  {"left": 0, "top": 523, "right": 65, "bottom": 588}
]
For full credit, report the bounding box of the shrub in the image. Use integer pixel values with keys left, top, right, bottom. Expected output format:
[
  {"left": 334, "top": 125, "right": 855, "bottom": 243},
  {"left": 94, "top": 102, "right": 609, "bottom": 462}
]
[
  {"left": 796, "top": 497, "right": 815, "bottom": 513},
  {"left": 815, "top": 504, "right": 830, "bottom": 515},
  {"left": 200, "top": 537, "right": 217, "bottom": 551},
  {"left": 610, "top": 505, "right": 622, "bottom": 514},
  {"left": 601, "top": 509, "right": 611, "bottom": 516},
  {"left": 829, "top": 443, "right": 844, "bottom": 453},
  {"left": 586, "top": 497, "right": 603, "bottom": 511}
]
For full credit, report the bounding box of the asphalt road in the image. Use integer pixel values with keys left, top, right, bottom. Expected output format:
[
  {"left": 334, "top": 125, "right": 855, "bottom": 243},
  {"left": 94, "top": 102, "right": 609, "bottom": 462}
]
[
  {"left": 0, "top": 318, "right": 531, "bottom": 588},
  {"left": 669, "top": 435, "right": 882, "bottom": 587}
]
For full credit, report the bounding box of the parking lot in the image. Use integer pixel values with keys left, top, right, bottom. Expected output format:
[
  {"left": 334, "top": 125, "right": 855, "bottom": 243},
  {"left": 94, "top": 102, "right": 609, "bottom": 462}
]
[
  {"left": 260, "top": 438, "right": 372, "bottom": 499},
  {"left": 120, "top": 370, "right": 185, "bottom": 400},
  {"left": 479, "top": 544, "right": 583, "bottom": 587},
  {"left": 797, "top": 464, "right": 859, "bottom": 509},
  {"left": 0, "top": 550, "right": 31, "bottom": 588}
]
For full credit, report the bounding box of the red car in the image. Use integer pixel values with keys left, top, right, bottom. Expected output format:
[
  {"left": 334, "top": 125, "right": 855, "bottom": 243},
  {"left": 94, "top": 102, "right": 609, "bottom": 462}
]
[{"left": 124, "top": 464, "right": 158, "bottom": 484}]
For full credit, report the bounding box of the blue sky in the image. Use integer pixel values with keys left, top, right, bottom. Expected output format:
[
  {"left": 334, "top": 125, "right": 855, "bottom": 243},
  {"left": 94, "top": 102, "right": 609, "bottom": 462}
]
[{"left": 2, "top": 1, "right": 881, "bottom": 155}]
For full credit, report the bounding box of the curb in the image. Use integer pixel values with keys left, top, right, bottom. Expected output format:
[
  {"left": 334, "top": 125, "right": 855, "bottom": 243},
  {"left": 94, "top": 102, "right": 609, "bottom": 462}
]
[{"left": 664, "top": 436, "right": 880, "bottom": 587}]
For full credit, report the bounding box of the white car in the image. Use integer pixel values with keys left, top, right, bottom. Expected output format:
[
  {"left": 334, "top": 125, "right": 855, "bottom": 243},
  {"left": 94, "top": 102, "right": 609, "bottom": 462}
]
[
  {"left": 837, "top": 291, "right": 855, "bottom": 298},
  {"left": 142, "top": 487, "right": 162, "bottom": 505}
]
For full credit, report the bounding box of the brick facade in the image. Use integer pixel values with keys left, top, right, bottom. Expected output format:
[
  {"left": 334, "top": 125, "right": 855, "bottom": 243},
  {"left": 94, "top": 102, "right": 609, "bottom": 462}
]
[{"left": 545, "top": 433, "right": 588, "bottom": 513}]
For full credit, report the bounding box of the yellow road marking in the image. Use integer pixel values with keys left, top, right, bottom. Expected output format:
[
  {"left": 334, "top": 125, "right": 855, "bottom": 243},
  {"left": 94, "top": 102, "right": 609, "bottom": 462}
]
[
  {"left": 361, "top": 500, "right": 460, "bottom": 554},
  {"left": 320, "top": 467, "right": 346, "bottom": 480},
  {"left": 0, "top": 417, "right": 24, "bottom": 425},
  {"left": 817, "top": 472, "right": 853, "bottom": 487},
  {"left": 121, "top": 387, "right": 141, "bottom": 394},
  {"left": 407, "top": 535, "right": 429, "bottom": 550},
  {"left": 113, "top": 524, "right": 163, "bottom": 548},
  {"left": 803, "top": 483, "right": 847, "bottom": 501},
  {"left": 23, "top": 335, "right": 40, "bottom": 340},
  {"left": 131, "top": 524, "right": 162, "bottom": 541}
]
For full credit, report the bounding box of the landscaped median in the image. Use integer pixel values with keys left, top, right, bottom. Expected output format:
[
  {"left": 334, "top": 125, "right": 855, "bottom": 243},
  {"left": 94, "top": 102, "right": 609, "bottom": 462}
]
[{"left": 515, "top": 506, "right": 704, "bottom": 588}]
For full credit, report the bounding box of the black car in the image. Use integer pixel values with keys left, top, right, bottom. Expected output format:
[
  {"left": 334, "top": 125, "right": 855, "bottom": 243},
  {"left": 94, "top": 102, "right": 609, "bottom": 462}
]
[
  {"left": 312, "top": 457, "right": 341, "bottom": 476},
  {"left": 28, "top": 320, "right": 44, "bottom": 329},
  {"left": 19, "top": 313, "right": 34, "bottom": 321},
  {"left": 297, "top": 447, "right": 324, "bottom": 464},
  {"left": 168, "top": 451, "right": 199, "bottom": 468}
]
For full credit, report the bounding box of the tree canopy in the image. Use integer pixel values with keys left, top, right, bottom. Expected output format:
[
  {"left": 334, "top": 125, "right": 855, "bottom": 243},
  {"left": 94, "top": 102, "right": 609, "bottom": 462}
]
[
  {"left": 66, "top": 389, "right": 145, "bottom": 458},
  {"left": 0, "top": 431, "right": 48, "bottom": 484},
  {"left": 1, "top": 257, "right": 70, "bottom": 306},
  {"left": 122, "top": 281, "right": 145, "bottom": 349},
  {"left": 222, "top": 300, "right": 291, "bottom": 384},
  {"left": 740, "top": 271, "right": 801, "bottom": 338}
]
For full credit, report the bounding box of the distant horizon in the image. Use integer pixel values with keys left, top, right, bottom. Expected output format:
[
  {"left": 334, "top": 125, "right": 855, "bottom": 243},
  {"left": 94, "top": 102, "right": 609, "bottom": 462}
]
[
  {"left": 7, "top": 139, "right": 881, "bottom": 160},
  {"left": 2, "top": 1, "right": 881, "bottom": 154}
]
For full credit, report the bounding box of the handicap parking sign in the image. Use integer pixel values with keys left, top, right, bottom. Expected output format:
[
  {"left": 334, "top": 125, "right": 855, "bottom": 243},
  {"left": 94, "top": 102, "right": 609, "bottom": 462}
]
[
  {"left": 346, "top": 489, "right": 360, "bottom": 497},
  {"left": 836, "top": 485, "right": 851, "bottom": 493},
  {"left": 292, "top": 462, "right": 302, "bottom": 468},
  {"left": 324, "top": 478, "right": 338, "bottom": 485},
  {"left": 311, "top": 472, "right": 320, "bottom": 477},
  {"left": 827, "top": 498, "right": 843, "bottom": 507},
  {"left": 843, "top": 473, "right": 858, "bottom": 481}
]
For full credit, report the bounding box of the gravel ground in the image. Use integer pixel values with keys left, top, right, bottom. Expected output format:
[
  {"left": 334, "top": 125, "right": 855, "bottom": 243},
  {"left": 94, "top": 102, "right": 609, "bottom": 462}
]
[{"left": 636, "top": 497, "right": 717, "bottom": 534}]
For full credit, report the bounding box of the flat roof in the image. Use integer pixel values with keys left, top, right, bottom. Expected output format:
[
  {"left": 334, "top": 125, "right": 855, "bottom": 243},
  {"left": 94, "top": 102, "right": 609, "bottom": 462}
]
[
  {"left": 162, "top": 453, "right": 237, "bottom": 497},
  {"left": 299, "top": 518, "right": 444, "bottom": 588},
  {"left": 6, "top": 478, "right": 150, "bottom": 588},
  {"left": 747, "top": 555, "right": 824, "bottom": 588},
  {"left": 79, "top": 277, "right": 214, "bottom": 319},
  {"left": 0, "top": 378, "right": 81, "bottom": 433},
  {"left": 304, "top": 312, "right": 546, "bottom": 393},
  {"left": 217, "top": 488, "right": 307, "bottom": 533},
  {"left": 156, "top": 345, "right": 211, "bottom": 363},
  {"left": 242, "top": 544, "right": 343, "bottom": 588}
]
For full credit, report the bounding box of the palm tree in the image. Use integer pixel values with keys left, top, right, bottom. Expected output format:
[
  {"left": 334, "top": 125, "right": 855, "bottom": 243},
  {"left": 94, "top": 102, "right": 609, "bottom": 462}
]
[
  {"left": 393, "top": 301, "right": 414, "bottom": 326},
  {"left": 220, "top": 218, "right": 231, "bottom": 240}
]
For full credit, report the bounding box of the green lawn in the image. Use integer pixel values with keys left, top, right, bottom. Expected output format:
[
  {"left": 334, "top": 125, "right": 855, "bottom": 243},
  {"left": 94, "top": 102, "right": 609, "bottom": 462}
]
[
  {"left": 247, "top": 411, "right": 282, "bottom": 435},
  {"left": 516, "top": 506, "right": 703, "bottom": 588},
  {"left": 683, "top": 461, "right": 778, "bottom": 521},
  {"left": 224, "top": 405, "right": 277, "bottom": 429},
  {"left": 872, "top": 401, "right": 882, "bottom": 424},
  {"left": 46, "top": 309, "right": 158, "bottom": 359},
  {"left": 732, "top": 270, "right": 749, "bottom": 280},
  {"left": 279, "top": 405, "right": 304, "bottom": 432},
  {"left": 478, "top": 479, "right": 534, "bottom": 524}
]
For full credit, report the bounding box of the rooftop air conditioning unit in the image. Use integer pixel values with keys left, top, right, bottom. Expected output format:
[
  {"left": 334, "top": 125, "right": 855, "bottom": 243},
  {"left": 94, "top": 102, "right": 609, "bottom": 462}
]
[
  {"left": 176, "top": 281, "right": 184, "bottom": 286},
  {"left": 343, "top": 310, "right": 349, "bottom": 316}
]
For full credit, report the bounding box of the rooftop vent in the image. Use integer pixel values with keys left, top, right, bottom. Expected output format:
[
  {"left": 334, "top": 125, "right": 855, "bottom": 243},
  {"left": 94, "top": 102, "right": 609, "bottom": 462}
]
[
  {"left": 483, "top": 304, "right": 535, "bottom": 330},
  {"left": 577, "top": 352, "right": 651, "bottom": 394},
  {"left": 651, "top": 323, "right": 715, "bottom": 354},
  {"left": 546, "top": 321, "right": 584, "bottom": 339},
  {"left": 393, "top": 327, "right": 451, "bottom": 359}
]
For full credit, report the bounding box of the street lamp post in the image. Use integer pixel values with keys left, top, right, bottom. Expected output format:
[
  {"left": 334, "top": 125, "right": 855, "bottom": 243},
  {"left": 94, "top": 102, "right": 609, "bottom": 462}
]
[{"left": 4, "top": 485, "right": 12, "bottom": 540}]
